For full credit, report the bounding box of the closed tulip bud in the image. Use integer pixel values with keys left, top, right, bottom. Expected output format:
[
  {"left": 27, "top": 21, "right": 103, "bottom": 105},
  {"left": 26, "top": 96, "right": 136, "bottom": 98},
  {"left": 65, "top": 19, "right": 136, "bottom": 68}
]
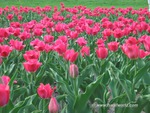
[
  {"left": 69, "top": 64, "right": 79, "bottom": 78},
  {"left": 1, "top": 76, "right": 10, "bottom": 85},
  {"left": 48, "top": 97, "right": 59, "bottom": 113}
]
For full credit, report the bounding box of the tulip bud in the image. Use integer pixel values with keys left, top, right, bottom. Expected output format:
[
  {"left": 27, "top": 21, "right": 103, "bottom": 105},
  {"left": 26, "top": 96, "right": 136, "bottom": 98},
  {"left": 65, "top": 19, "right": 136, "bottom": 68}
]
[
  {"left": 69, "top": 64, "right": 79, "bottom": 78},
  {"left": 48, "top": 97, "right": 59, "bottom": 113},
  {"left": 1, "top": 76, "right": 10, "bottom": 85},
  {"left": 0, "top": 76, "right": 10, "bottom": 107}
]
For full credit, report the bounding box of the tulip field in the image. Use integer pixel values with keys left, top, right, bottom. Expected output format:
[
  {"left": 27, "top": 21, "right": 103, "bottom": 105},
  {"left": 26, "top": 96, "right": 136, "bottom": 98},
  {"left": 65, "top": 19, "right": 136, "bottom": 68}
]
[{"left": 0, "top": 3, "right": 150, "bottom": 113}]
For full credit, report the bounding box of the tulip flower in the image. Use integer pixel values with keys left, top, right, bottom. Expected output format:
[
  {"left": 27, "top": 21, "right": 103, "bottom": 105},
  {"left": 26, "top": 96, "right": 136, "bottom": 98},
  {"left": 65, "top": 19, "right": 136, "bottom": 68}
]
[
  {"left": 23, "top": 60, "right": 42, "bottom": 72},
  {"left": 37, "top": 83, "right": 55, "bottom": 99},
  {"left": 69, "top": 64, "right": 79, "bottom": 78},
  {"left": 76, "top": 37, "right": 87, "bottom": 47},
  {"left": 1, "top": 76, "right": 10, "bottom": 85},
  {"left": 80, "top": 46, "right": 90, "bottom": 57},
  {"left": 107, "top": 41, "right": 119, "bottom": 52},
  {"left": 53, "top": 39, "right": 67, "bottom": 55},
  {"left": 48, "top": 97, "right": 59, "bottom": 113},
  {"left": 0, "top": 76, "right": 10, "bottom": 107},
  {"left": 44, "top": 35, "right": 54, "bottom": 43},
  {"left": 64, "top": 49, "right": 78, "bottom": 62},
  {"left": 0, "top": 45, "right": 13, "bottom": 57},
  {"left": 23, "top": 50, "right": 40, "bottom": 61},
  {"left": 96, "top": 47, "right": 108, "bottom": 59},
  {"left": 9, "top": 39, "right": 25, "bottom": 51},
  {"left": 121, "top": 44, "right": 139, "bottom": 59}
]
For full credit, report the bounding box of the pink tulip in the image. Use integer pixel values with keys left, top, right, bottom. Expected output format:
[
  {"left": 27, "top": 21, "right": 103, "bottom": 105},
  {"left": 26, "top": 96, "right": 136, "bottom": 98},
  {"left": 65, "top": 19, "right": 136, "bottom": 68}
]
[
  {"left": 48, "top": 97, "right": 59, "bottom": 113},
  {"left": 23, "top": 50, "right": 40, "bottom": 61},
  {"left": 108, "top": 41, "right": 119, "bottom": 52},
  {"left": 53, "top": 39, "right": 67, "bottom": 55},
  {"left": 0, "top": 45, "right": 13, "bottom": 57},
  {"left": 121, "top": 44, "right": 139, "bottom": 59},
  {"left": 0, "top": 76, "right": 10, "bottom": 107},
  {"left": 9, "top": 39, "right": 25, "bottom": 51},
  {"left": 37, "top": 83, "right": 55, "bottom": 99},
  {"left": 76, "top": 37, "right": 87, "bottom": 47},
  {"left": 80, "top": 46, "right": 90, "bottom": 57},
  {"left": 96, "top": 47, "right": 108, "bottom": 59},
  {"left": 69, "top": 64, "right": 79, "bottom": 78},
  {"left": 63, "top": 49, "right": 78, "bottom": 62},
  {"left": 23, "top": 60, "right": 42, "bottom": 72},
  {"left": 44, "top": 35, "right": 54, "bottom": 43}
]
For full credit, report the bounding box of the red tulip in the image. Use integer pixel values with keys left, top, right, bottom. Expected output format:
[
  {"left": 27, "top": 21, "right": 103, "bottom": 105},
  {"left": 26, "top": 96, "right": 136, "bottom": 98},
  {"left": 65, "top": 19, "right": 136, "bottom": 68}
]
[
  {"left": 0, "top": 45, "right": 13, "bottom": 57},
  {"left": 113, "top": 28, "right": 123, "bottom": 39},
  {"left": 58, "top": 36, "right": 68, "bottom": 44},
  {"left": 69, "top": 64, "right": 79, "bottom": 78},
  {"left": 7, "top": 14, "right": 13, "bottom": 20},
  {"left": 34, "top": 28, "right": 43, "bottom": 36},
  {"left": 37, "top": 83, "right": 55, "bottom": 99},
  {"left": 44, "top": 35, "right": 54, "bottom": 43},
  {"left": 30, "top": 39, "right": 41, "bottom": 47},
  {"left": 121, "top": 44, "right": 139, "bottom": 59},
  {"left": 107, "top": 41, "right": 119, "bottom": 52},
  {"left": 63, "top": 49, "right": 78, "bottom": 62},
  {"left": 23, "top": 60, "right": 42, "bottom": 72},
  {"left": 34, "top": 41, "right": 46, "bottom": 51},
  {"left": 143, "top": 36, "right": 150, "bottom": 51},
  {"left": 44, "top": 44, "right": 53, "bottom": 53},
  {"left": 80, "top": 46, "right": 90, "bottom": 57},
  {"left": 1, "top": 76, "right": 10, "bottom": 85},
  {"left": 139, "top": 49, "right": 149, "bottom": 59},
  {"left": 0, "top": 76, "right": 10, "bottom": 107},
  {"left": 96, "top": 39, "right": 105, "bottom": 47},
  {"left": 23, "top": 50, "right": 40, "bottom": 61},
  {"left": 96, "top": 47, "right": 108, "bottom": 59},
  {"left": 18, "top": 15, "right": 22, "bottom": 21},
  {"left": 55, "top": 23, "right": 64, "bottom": 33},
  {"left": 68, "top": 30, "right": 79, "bottom": 39},
  {"left": 19, "top": 31, "right": 30, "bottom": 40},
  {"left": 13, "top": 28, "right": 21, "bottom": 36},
  {"left": 102, "top": 29, "right": 112, "bottom": 37},
  {"left": 53, "top": 39, "right": 67, "bottom": 55},
  {"left": 76, "top": 37, "right": 87, "bottom": 47},
  {"left": 9, "top": 39, "right": 25, "bottom": 51},
  {"left": 125, "top": 37, "right": 138, "bottom": 45},
  {"left": 48, "top": 97, "right": 59, "bottom": 113},
  {"left": 0, "top": 28, "right": 9, "bottom": 38}
]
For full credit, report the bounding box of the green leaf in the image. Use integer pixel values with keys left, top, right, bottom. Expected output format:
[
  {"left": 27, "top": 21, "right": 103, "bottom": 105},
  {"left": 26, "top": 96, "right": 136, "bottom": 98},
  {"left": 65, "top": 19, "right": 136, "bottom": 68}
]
[
  {"left": 74, "top": 74, "right": 103, "bottom": 113},
  {"left": 31, "top": 110, "right": 42, "bottom": 113},
  {"left": 78, "top": 64, "right": 95, "bottom": 87},
  {"left": 11, "top": 87, "right": 28, "bottom": 102},
  {"left": 10, "top": 94, "right": 37, "bottom": 113},
  {"left": 133, "top": 62, "right": 150, "bottom": 85},
  {"left": 109, "top": 62, "right": 136, "bottom": 102},
  {"left": 0, "top": 100, "right": 14, "bottom": 112}
]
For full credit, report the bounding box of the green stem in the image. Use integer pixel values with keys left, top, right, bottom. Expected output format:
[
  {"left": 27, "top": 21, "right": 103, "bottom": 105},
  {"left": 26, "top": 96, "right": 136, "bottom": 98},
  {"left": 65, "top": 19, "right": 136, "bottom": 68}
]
[
  {"left": 0, "top": 108, "right": 2, "bottom": 113},
  {"left": 42, "top": 99, "right": 45, "bottom": 113},
  {"left": 73, "top": 78, "right": 78, "bottom": 96}
]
